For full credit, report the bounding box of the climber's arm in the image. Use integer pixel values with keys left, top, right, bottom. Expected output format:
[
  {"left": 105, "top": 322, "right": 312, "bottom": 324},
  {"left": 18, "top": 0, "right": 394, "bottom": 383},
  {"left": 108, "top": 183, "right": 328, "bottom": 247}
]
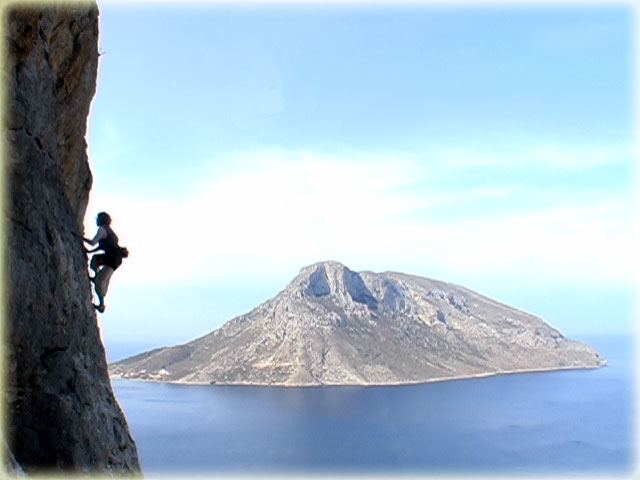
[{"left": 85, "top": 226, "right": 107, "bottom": 246}]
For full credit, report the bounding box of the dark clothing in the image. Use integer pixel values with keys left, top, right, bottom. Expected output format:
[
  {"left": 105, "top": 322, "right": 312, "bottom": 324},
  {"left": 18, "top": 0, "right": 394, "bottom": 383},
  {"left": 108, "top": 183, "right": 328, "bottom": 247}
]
[
  {"left": 91, "top": 253, "right": 112, "bottom": 271},
  {"left": 98, "top": 225, "right": 123, "bottom": 270}
]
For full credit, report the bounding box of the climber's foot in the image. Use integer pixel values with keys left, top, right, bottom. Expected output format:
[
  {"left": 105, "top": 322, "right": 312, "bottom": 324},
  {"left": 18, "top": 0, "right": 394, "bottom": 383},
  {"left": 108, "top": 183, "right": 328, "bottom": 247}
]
[{"left": 93, "top": 304, "right": 105, "bottom": 313}]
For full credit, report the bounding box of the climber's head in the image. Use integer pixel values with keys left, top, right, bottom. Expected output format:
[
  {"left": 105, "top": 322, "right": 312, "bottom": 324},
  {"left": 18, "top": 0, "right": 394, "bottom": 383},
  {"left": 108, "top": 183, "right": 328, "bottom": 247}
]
[{"left": 96, "top": 212, "right": 112, "bottom": 227}]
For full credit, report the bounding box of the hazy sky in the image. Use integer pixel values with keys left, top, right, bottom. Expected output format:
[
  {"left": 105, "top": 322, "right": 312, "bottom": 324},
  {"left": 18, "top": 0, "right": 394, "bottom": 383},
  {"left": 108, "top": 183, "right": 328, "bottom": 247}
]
[{"left": 84, "top": 2, "right": 636, "bottom": 360}]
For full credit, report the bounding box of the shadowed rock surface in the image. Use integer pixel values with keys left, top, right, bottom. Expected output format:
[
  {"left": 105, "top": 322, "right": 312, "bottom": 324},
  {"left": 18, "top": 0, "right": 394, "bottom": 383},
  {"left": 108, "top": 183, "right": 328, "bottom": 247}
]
[
  {"left": 110, "top": 261, "right": 604, "bottom": 386},
  {"left": 4, "top": 3, "right": 139, "bottom": 473}
]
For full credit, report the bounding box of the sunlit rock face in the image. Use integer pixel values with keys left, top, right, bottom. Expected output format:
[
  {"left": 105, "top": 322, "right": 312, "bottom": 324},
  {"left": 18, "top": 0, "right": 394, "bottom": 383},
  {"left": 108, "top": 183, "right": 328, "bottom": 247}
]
[
  {"left": 5, "top": 4, "right": 139, "bottom": 473},
  {"left": 110, "top": 261, "right": 603, "bottom": 386}
]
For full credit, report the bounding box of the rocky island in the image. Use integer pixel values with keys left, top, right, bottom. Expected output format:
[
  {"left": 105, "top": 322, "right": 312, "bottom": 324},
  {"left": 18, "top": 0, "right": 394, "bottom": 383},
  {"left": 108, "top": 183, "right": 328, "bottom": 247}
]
[{"left": 110, "top": 261, "right": 604, "bottom": 386}]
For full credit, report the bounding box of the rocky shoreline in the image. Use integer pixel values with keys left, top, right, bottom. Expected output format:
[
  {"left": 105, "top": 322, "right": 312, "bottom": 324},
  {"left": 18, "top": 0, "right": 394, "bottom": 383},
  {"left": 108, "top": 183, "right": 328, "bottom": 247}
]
[{"left": 111, "top": 361, "right": 606, "bottom": 388}]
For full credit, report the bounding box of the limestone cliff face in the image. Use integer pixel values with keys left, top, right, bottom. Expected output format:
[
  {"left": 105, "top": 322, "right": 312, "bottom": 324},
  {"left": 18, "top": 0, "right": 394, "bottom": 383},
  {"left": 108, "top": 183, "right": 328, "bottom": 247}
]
[{"left": 4, "top": 4, "right": 139, "bottom": 472}]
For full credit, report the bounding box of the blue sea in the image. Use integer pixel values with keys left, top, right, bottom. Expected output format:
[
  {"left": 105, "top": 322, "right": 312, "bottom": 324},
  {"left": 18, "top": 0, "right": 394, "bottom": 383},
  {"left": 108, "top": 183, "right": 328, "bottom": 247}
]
[{"left": 111, "top": 335, "right": 636, "bottom": 475}]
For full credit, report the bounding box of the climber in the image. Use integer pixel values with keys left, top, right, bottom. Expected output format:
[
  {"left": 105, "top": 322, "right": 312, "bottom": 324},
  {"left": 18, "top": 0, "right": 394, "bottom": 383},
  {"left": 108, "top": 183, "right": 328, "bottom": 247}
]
[{"left": 82, "top": 212, "right": 128, "bottom": 313}]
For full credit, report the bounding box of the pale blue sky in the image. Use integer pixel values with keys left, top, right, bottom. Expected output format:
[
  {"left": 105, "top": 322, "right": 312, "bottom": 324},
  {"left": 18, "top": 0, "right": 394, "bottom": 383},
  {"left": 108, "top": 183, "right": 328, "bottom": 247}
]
[{"left": 84, "top": 2, "right": 637, "bottom": 361}]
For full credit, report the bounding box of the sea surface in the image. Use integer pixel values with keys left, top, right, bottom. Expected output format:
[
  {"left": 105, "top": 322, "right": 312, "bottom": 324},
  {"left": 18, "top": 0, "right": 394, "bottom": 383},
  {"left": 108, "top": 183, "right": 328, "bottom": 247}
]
[{"left": 112, "top": 335, "right": 636, "bottom": 475}]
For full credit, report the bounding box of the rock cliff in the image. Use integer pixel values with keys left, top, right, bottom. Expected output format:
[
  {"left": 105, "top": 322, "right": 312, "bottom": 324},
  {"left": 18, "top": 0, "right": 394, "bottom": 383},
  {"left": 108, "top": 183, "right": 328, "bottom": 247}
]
[
  {"left": 111, "top": 261, "right": 604, "bottom": 386},
  {"left": 4, "top": 3, "right": 139, "bottom": 473}
]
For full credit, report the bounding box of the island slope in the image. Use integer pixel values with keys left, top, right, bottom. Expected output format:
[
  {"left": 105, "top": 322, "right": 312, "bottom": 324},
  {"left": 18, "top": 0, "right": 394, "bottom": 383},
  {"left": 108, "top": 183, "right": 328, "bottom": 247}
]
[{"left": 111, "top": 261, "right": 603, "bottom": 386}]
